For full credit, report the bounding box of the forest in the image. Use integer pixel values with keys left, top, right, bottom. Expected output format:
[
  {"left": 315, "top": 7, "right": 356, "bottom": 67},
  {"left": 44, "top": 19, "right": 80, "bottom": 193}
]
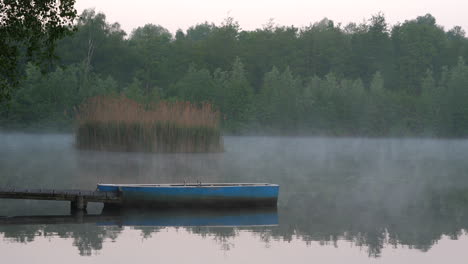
[{"left": 1, "top": 9, "right": 468, "bottom": 137}]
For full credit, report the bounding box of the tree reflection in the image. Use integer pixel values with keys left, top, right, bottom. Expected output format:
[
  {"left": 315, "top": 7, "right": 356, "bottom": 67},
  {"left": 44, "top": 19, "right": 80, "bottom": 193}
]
[{"left": 1, "top": 186, "right": 468, "bottom": 257}]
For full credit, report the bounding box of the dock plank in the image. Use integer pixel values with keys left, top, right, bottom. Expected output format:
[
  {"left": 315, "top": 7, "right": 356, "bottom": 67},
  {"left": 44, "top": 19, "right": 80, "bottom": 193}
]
[{"left": 0, "top": 187, "right": 121, "bottom": 204}]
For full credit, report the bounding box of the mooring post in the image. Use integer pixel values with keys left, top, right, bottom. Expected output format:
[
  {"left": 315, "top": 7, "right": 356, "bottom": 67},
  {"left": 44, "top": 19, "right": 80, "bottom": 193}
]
[{"left": 70, "top": 196, "right": 87, "bottom": 213}]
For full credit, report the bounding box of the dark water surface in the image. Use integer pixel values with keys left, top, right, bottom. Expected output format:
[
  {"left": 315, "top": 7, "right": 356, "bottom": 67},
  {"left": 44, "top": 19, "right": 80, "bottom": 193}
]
[{"left": 1, "top": 133, "right": 468, "bottom": 263}]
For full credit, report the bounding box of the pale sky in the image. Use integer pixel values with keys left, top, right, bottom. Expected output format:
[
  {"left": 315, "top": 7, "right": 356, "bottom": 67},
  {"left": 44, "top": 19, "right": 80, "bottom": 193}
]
[{"left": 75, "top": 0, "right": 468, "bottom": 35}]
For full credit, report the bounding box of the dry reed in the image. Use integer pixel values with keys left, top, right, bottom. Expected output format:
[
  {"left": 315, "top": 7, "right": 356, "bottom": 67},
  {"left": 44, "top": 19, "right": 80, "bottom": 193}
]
[{"left": 75, "top": 95, "right": 223, "bottom": 152}]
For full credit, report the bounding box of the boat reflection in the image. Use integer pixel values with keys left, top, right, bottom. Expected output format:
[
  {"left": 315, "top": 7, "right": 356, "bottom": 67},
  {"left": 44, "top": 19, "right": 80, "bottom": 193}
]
[{"left": 0, "top": 207, "right": 278, "bottom": 227}]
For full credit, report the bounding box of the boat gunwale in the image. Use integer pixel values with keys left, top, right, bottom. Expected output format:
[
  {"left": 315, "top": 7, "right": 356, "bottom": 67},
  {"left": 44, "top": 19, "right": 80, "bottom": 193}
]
[{"left": 97, "top": 183, "right": 279, "bottom": 188}]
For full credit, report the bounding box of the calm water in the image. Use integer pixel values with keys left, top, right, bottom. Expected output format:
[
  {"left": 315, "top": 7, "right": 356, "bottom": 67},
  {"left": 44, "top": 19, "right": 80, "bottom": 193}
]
[{"left": 1, "top": 133, "right": 468, "bottom": 263}]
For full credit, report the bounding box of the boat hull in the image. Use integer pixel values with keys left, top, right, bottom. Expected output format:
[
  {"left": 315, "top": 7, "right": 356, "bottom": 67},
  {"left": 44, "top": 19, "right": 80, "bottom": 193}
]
[{"left": 97, "top": 184, "right": 279, "bottom": 208}]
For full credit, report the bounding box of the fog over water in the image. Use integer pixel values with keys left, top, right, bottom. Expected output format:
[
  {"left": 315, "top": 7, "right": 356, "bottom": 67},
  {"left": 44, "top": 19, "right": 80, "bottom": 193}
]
[{"left": 1, "top": 133, "right": 468, "bottom": 262}]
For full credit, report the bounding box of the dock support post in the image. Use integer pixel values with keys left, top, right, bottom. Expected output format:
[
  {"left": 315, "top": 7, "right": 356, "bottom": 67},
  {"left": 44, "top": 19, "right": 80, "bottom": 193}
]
[{"left": 71, "top": 196, "right": 87, "bottom": 213}]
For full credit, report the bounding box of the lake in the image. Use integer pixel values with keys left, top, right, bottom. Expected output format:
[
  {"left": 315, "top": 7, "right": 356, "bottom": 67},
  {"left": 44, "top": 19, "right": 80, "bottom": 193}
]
[{"left": 1, "top": 133, "right": 468, "bottom": 263}]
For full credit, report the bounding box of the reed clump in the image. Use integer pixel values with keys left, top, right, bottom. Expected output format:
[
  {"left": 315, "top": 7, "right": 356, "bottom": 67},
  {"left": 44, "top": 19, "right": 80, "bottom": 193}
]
[{"left": 75, "top": 96, "right": 223, "bottom": 152}]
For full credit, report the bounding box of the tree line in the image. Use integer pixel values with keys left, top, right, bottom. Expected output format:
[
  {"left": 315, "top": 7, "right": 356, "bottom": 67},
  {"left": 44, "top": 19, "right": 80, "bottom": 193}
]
[{"left": 1, "top": 9, "right": 468, "bottom": 136}]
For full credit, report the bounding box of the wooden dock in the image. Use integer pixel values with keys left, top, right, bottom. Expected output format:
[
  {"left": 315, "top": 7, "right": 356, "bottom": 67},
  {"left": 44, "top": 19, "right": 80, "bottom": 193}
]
[{"left": 0, "top": 187, "right": 121, "bottom": 212}]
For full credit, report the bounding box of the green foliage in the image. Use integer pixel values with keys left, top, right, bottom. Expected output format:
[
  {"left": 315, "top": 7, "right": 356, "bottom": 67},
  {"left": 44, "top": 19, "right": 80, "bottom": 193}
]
[
  {"left": 1, "top": 63, "right": 118, "bottom": 130},
  {"left": 391, "top": 14, "right": 447, "bottom": 94},
  {"left": 130, "top": 24, "right": 172, "bottom": 90},
  {"left": 346, "top": 14, "right": 393, "bottom": 84},
  {"left": 2, "top": 10, "right": 468, "bottom": 137},
  {"left": 124, "top": 78, "right": 145, "bottom": 103},
  {"left": 0, "top": 0, "right": 77, "bottom": 102},
  {"left": 172, "top": 65, "right": 217, "bottom": 104},
  {"left": 298, "top": 19, "right": 349, "bottom": 78},
  {"left": 56, "top": 9, "right": 133, "bottom": 84},
  {"left": 439, "top": 58, "right": 468, "bottom": 136},
  {"left": 257, "top": 66, "right": 302, "bottom": 131},
  {"left": 217, "top": 58, "right": 254, "bottom": 132}
]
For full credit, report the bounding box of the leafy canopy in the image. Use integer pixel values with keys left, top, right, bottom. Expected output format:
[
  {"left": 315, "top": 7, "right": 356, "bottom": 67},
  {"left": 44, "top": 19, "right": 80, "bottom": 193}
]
[{"left": 0, "top": 0, "right": 77, "bottom": 102}]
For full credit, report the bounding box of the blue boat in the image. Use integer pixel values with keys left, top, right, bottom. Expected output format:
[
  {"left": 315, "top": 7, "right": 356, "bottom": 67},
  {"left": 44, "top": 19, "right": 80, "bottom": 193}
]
[{"left": 97, "top": 183, "right": 279, "bottom": 208}]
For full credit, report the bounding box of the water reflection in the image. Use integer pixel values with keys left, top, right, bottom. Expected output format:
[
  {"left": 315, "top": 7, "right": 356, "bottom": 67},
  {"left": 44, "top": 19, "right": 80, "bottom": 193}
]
[
  {"left": 1, "top": 134, "right": 468, "bottom": 258},
  {"left": 0, "top": 208, "right": 278, "bottom": 227},
  {"left": 0, "top": 209, "right": 278, "bottom": 256}
]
